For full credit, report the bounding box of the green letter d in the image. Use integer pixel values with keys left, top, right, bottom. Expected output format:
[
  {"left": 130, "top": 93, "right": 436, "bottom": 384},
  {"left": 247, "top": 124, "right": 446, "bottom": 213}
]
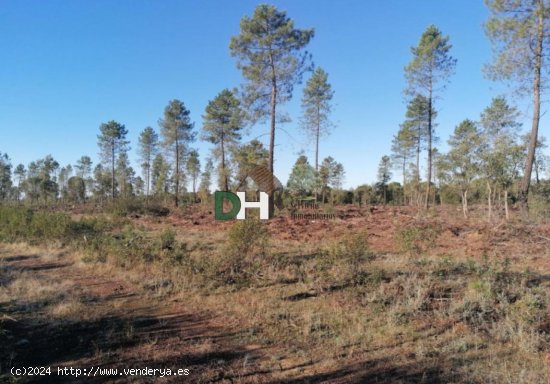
[{"left": 214, "top": 191, "right": 241, "bottom": 220}]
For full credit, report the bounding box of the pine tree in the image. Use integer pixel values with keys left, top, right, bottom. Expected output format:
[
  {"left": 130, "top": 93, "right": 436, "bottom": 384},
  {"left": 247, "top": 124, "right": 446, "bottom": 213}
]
[
  {"left": 230, "top": 4, "right": 314, "bottom": 215},
  {"left": 300, "top": 67, "right": 334, "bottom": 171},
  {"left": 186, "top": 149, "right": 201, "bottom": 202},
  {"left": 14, "top": 164, "right": 25, "bottom": 202},
  {"left": 202, "top": 89, "right": 243, "bottom": 191},
  {"left": 286, "top": 155, "right": 316, "bottom": 197},
  {"left": 198, "top": 158, "right": 214, "bottom": 203},
  {"left": 480, "top": 97, "right": 522, "bottom": 220},
  {"left": 446, "top": 119, "right": 483, "bottom": 218},
  {"left": 97, "top": 120, "right": 129, "bottom": 199},
  {"left": 159, "top": 100, "right": 195, "bottom": 206},
  {"left": 75, "top": 155, "right": 93, "bottom": 198},
  {"left": 485, "top": 0, "right": 550, "bottom": 211},
  {"left": 318, "top": 156, "right": 345, "bottom": 204},
  {"left": 138, "top": 127, "right": 159, "bottom": 197},
  {"left": 231, "top": 139, "right": 269, "bottom": 189},
  {"left": 391, "top": 123, "right": 416, "bottom": 204},
  {"left": 405, "top": 25, "right": 456, "bottom": 209},
  {"left": 0, "top": 152, "right": 12, "bottom": 201},
  {"left": 151, "top": 154, "right": 170, "bottom": 197},
  {"left": 116, "top": 152, "right": 135, "bottom": 198},
  {"left": 377, "top": 155, "right": 392, "bottom": 205}
]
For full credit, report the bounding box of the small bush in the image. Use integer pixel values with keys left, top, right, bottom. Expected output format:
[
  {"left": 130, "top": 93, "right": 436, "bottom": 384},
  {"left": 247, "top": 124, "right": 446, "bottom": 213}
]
[
  {"left": 338, "top": 233, "right": 371, "bottom": 264},
  {"left": 81, "top": 236, "right": 108, "bottom": 263},
  {"left": 327, "top": 233, "right": 372, "bottom": 285},
  {"left": 395, "top": 227, "right": 422, "bottom": 255},
  {"left": 310, "top": 233, "right": 371, "bottom": 289},
  {"left": 395, "top": 224, "right": 441, "bottom": 256},
  {"left": 454, "top": 281, "right": 497, "bottom": 328},
  {"left": 217, "top": 220, "right": 269, "bottom": 286},
  {"left": 156, "top": 229, "right": 189, "bottom": 266},
  {"left": 225, "top": 220, "right": 268, "bottom": 259},
  {"left": 158, "top": 228, "right": 176, "bottom": 251}
]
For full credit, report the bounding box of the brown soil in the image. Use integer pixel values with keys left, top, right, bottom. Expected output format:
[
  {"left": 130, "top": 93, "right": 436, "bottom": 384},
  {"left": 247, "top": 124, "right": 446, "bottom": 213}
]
[{"left": 1, "top": 205, "right": 549, "bottom": 383}]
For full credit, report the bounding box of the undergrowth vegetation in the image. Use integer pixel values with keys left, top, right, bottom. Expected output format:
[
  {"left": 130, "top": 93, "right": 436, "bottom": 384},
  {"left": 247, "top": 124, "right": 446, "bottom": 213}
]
[
  {"left": 0, "top": 204, "right": 548, "bottom": 382},
  {"left": 394, "top": 223, "right": 442, "bottom": 256}
]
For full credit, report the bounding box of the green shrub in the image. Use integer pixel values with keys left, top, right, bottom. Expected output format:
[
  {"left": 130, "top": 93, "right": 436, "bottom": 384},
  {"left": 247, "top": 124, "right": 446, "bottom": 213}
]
[
  {"left": 395, "top": 224, "right": 441, "bottom": 256},
  {"left": 335, "top": 233, "right": 371, "bottom": 264},
  {"left": 225, "top": 220, "right": 268, "bottom": 259},
  {"left": 0, "top": 206, "right": 75, "bottom": 244},
  {"left": 218, "top": 220, "right": 269, "bottom": 286},
  {"left": 155, "top": 228, "right": 189, "bottom": 266},
  {"left": 395, "top": 227, "right": 422, "bottom": 255},
  {"left": 30, "top": 211, "right": 72, "bottom": 241},
  {"left": 0, "top": 206, "right": 34, "bottom": 242},
  {"left": 107, "top": 198, "right": 169, "bottom": 217},
  {"left": 82, "top": 236, "right": 108, "bottom": 263},
  {"left": 158, "top": 228, "right": 176, "bottom": 251},
  {"left": 316, "top": 233, "right": 372, "bottom": 287}
]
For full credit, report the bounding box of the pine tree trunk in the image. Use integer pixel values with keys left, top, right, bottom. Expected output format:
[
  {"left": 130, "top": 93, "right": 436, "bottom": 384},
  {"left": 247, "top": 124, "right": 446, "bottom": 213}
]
[
  {"left": 402, "top": 156, "right": 407, "bottom": 205},
  {"left": 416, "top": 135, "right": 420, "bottom": 206},
  {"left": 519, "top": 9, "right": 544, "bottom": 212},
  {"left": 314, "top": 106, "right": 321, "bottom": 203},
  {"left": 504, "top": 189, "right": 509, "bottom": 221},
  {"left": 111, "top": 144, "right": 115, "bottom": 200},
  {"left": 432, "top": 153, "right": 438, "bottom": 207},
  {"left": 315, "top": 105, "right": 320, "bottom": 172},
  {"left": 175, "top": 139, "right": 179, "bottom": 207},
  {"left": 221, "top": 135, "right": 228, "bottom": 192},
  {"left": 146, "top": 152, "right": 150, "bottom": 198},
  {"left": 462, "top": 190, "right": 468, "bottom": 219},
  {"left": 268, "top": 75, "right": 277, "bottom": 218},
  {"left": 491, "top": 187, "right": 498, "bottom": 217},
  {"left": 425, "top": 90, "right": 433, "bottom": 210},
  {"left": 487, "top": 182, "right": 492, "bottom": 222}
]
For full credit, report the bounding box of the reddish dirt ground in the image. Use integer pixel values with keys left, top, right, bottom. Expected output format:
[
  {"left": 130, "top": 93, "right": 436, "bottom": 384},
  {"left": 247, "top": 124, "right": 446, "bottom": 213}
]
[
  {"left": 1, "top": 205, "right": 548, "bottom": 383},
  {"left": 0, "top": 246, "right": 278, "bottom": 383}
]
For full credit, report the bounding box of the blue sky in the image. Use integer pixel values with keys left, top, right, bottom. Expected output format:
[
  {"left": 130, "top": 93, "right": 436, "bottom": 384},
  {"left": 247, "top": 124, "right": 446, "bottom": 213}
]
[{"left": 0, "top": 0, "right": 547, "bottom": 189}]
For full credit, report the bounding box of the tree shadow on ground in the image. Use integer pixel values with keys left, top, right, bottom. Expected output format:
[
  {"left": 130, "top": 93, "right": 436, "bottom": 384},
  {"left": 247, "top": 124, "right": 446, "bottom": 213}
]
[
  {"left": 0, "top": 307, "right": 252, "bottom": 384},
  {"left": 264, "top": 354, "right": 495, "bottom": 384}
]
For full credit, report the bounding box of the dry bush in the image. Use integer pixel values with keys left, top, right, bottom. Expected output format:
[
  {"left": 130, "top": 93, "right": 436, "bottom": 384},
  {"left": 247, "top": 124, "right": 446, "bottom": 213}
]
[
  {"left": 313, "top": 232, "right": 373, "bottom": 288},
  {"left": 451, "top": 258, "right": 549, "bottom": 354},
  {"left": 394, "top": 223, "right": 441, "bottom": 256},
  {"left": 215, "top": 220, "right": 270, "bottom": 286},
  {"left": 48, "top": 299, "right": 87, "bottom": 320},
  {"left": 0, "top": 272, "right": 70, "bottom": 312}
]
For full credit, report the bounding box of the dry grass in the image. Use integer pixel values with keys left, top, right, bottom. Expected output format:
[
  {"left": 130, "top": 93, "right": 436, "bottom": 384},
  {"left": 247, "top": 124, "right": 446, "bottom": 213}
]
[{"left": 1, "top": 207, "right": 549, "bottom": 383}]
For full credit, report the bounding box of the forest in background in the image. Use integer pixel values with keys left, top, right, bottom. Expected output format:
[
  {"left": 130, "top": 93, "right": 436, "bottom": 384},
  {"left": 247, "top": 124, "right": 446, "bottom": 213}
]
[{"left": 0, "top": 2, "right": 549, "bottom": 221}]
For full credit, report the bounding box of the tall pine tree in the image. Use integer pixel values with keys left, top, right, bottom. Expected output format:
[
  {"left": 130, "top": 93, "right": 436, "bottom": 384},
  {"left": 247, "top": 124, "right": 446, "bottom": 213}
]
[
  {"left": 405, "top": 25, "right": 456, "bottom": 209},
  {"left": 230, "top": 4, "right": 314, "bottom": 215},
  {"left": 159, "top": 100, "right": 195, "bottom": 207}
]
